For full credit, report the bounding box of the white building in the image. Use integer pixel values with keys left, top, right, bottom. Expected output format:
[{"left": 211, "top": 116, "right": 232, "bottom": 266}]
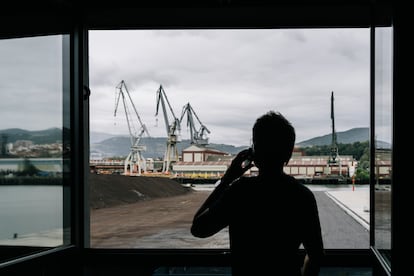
[{"left": 173, "top": 145, "right": 232, "bottom": 178}]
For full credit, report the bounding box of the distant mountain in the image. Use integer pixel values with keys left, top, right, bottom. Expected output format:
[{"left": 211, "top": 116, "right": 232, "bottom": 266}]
[
  {"left": 297, "top": 127, "right": 391, "bottom": 148},
  {"left": 0, "top": 127, "right": 391, "bottom": 159},
  {"left": 0, "top": 128, "right": 62, "bottom": 144},
  {"left": 90, "top": 131, "right": 121, "bottom": 144},
  {"left": 90, "top": 136, "right": 248, "bottom": 159},
  {"left": 91, "top": 127, "right": 394, "bottom": 159}
]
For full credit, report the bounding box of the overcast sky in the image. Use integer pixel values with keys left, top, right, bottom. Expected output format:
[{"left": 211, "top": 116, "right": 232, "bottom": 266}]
[
  {"left": 1, "top": 28, "right": 383, "bottom": 147},
  {"left": 89, "top": 29, "right": 371, "bottom": 146},
  {"left": 0, "top": 35, "right": 63, "bottom": 132}
]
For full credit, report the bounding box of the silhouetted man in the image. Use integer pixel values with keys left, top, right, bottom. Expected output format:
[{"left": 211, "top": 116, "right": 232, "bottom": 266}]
[{"left": 191, "top": 110, "right": 324, "bottom": 276}]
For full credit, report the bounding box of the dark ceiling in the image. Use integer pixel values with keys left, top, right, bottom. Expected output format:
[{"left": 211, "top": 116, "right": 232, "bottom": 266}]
[{"left": 1, "top": 0, "right": 392, "bottom": 38}]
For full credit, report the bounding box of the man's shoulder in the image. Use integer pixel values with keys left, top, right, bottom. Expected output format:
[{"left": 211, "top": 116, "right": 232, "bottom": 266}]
[{"left": 285, "top": 174, "right": 314, "bottom": 197}]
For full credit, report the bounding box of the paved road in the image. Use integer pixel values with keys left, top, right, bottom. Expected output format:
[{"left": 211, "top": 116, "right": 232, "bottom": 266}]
[{"left": 313, "top": 191, "right": 369, "bottom": 249}]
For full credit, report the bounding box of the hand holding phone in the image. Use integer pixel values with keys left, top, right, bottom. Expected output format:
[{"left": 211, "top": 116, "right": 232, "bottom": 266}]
[{"left": 242, "top": 147, "right": 254, "bottom": 168}]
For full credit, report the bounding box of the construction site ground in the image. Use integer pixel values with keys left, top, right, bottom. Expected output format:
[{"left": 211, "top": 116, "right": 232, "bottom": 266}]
[
  {"left": 90, "top": 173, "right": 229, "bottom": 248},
  {"left": 89, "top": 174, "right": 388, "bottom": 249}
]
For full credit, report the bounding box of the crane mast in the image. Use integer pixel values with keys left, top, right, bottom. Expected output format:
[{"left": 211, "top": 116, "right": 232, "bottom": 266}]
[
  {"left": 327, "top": 90, "right": 344, "bottom": 179},
  {"left": 155, "top": 85, "right": 181, "bottom": 173},
  {"left": 329, "top": 91, "right": 339, "bottom": 164},
  {"left": 179, "top": 102, "right": 210, "bottom": 146},
  {"left": 328, "top": 91, "right": 343, "bottom": 177},
  {"left": 114, "top": 80, "right": 150, "bottom": 176}
]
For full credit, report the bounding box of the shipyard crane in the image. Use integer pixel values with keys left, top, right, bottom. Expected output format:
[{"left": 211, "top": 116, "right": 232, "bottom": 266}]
[
  {"left": 155, "top": 85, "right": 181, "bottom": 173},
  {"left": 329, "top": 91, "right": 339, "bottom": 164},
  {"left": 328, "top": 91, "right": 343, "bottom": 177},
  {"left": 179, "top": 102, "right": 210, "bottom": 146},
  {"left": 114, "top": 80, "right": 150, "bottom": 176}
]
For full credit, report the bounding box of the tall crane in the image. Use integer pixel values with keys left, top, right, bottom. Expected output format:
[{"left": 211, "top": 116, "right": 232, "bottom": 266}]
[
  {"left": 114, "top": 80, "right": 150, "bottom": 176},
  {"left": 155, "top": 85, "right": 181, "bottom": 173},
  {"left": 179, "top": 102, "right": 210, "bottom": 146},
  {"left": 329, "top": 91, "right": 339, "bottom": 165}
]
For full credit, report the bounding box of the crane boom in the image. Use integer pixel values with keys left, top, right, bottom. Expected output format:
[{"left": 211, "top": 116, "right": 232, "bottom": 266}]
[
  {"left": 179, "top": 102, "right": 210, "bottom": 145},
  {"left": 155, "top": 85, "right": 180, "bottom": 173},
  {"left": 114, "top": 80, "right": 150, "bottom": 176}
]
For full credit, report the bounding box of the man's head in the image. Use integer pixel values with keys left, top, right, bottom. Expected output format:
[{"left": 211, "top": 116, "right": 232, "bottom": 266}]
[{"left": 252, "top": 111, "right": 296, "bottom": 170}]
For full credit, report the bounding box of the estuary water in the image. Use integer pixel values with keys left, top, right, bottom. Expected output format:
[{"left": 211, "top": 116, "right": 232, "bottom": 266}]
[{"left": 0, "top": 185, "right": 63, "bottom": 245}]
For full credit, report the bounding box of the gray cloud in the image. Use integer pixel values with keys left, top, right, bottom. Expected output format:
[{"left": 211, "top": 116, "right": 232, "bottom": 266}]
[
  {"left": 88, "top": 29, "right": 373, "bottom": 146},
  {"left": 0, "top": 29, "right": 376, "bottom": 147},
  {"left": 0, "top": 35, "right": 63, "bottom": 131}
]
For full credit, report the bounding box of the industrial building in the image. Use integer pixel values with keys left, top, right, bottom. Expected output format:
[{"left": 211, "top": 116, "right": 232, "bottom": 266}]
[{"left": 173, "top": 145, "right": 366, "bottom": 183}]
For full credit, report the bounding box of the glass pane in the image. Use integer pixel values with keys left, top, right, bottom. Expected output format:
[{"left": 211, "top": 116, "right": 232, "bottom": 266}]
[
  {"left": 374, "top": 26, "right": 392, "bottom": 269},
  {"left": 0, "top": 35, "right": 70, "bottom": 258},
  {"left": 89, "top": 29, "right": 370, "bottom": 249}
]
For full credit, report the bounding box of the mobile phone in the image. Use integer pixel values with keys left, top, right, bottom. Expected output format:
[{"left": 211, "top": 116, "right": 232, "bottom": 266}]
[{"left": 242, "top": 147, "right": 254, "bottom": 168}]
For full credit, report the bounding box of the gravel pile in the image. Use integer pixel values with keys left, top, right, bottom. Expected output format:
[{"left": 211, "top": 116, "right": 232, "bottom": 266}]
[{"left": 89, "top": 173, "right": 192, "bottom": 209}]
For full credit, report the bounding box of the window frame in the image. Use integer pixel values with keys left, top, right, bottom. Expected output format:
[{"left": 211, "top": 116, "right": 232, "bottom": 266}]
[
  {"left": 0, "top": 32, "right": 76, "bottom": 267},
  {"left": 1, "top": 1, "right": 396, "bottom": 275},
  {"left": 82, "top": 1, "right": 390, "bottom": 272}
]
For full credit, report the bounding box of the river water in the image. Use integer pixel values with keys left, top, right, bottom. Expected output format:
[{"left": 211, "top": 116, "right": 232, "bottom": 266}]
[{"left": 0, "top": 185, "right": 63, "bottom": 245}]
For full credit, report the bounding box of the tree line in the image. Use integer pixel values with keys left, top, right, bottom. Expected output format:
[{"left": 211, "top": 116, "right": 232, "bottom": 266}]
[{"left": 301, "top": 141, "right": 370, "bottom": 182}]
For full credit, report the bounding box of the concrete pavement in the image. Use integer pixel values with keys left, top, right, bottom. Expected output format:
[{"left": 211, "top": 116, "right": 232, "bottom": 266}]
[{"left": 325, "top": 187, "right": 370, "bottom": 230}]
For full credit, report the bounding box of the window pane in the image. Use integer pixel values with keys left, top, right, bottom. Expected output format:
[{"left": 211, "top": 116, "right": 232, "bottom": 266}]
[
  {"left": 0, "top": 35, "right": 70, "bottom": 259},
  {"left": 374, "top": 26, "right": 392, "bottom": 269},
  {"left": 89, "top": 29, "right": 369, "bottom": 249}
]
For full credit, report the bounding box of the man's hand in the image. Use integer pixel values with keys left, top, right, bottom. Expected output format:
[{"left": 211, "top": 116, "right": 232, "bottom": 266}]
[{"left": 221, "top": 148, "right": 254, "bottom": 184}]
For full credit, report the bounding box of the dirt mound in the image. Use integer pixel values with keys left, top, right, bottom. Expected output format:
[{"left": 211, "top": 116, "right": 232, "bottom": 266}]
[{"left": 89, "top": 173, "right": 192, "bottom": 209}]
